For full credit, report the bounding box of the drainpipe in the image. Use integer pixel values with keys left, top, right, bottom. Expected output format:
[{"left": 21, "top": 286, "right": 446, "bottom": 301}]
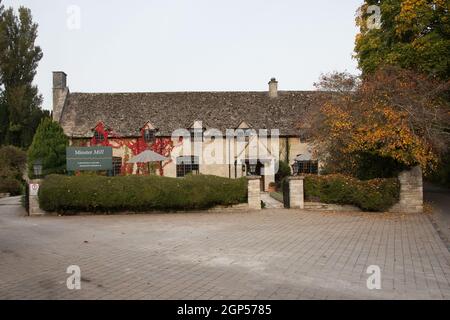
[{"left": 228, "top": 137, "right": 231, "bottom": 178}]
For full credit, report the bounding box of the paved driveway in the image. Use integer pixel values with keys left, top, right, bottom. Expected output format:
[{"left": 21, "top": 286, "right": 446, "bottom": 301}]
[
  {"left": 1, "top": 196, "right": 450, "bottom": 300},
  {"left": 425, "top": 182, "right": 450, "bottom": 249}
]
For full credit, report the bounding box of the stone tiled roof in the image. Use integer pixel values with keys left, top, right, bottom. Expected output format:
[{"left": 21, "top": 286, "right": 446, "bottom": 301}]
[{"left": 60, "top": 91, "right": 325, "bottom": 138}]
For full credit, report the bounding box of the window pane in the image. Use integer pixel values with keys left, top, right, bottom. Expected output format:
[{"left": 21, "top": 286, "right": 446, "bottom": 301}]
[
  {"left": 190, "top": 128, "right": 204, "bottom": 142},
  {"left": 144, "top": 129, "right": 155, "bottom": 143},
  {"left": 176, "top": 156, "right": 199, "bottom": 177},
  {"left": 112, "top": 157, "right": 122, "bottom": 176},
  {"left": 94, "top": 130, "right": 104, "bottom": 142},
  {"left": 295, "top": 160, "right": 318, "bottom": 175}
]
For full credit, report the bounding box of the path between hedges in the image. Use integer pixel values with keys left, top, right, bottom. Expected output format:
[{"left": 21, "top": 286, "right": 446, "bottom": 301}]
[
  {"left": 260, "top": 192, "right": 284, "bottom": 209},
  {"left": 1, "top": 196, "right": 450, "bottom": 299}
]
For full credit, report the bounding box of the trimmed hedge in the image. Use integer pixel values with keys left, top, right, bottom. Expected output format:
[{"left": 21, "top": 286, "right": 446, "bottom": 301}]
[
  {"left": 39, "top": 174, "right": 247, "bottom": 214},
  {"left": 303, "top": 174, "right": 400, "bottom": 212}
]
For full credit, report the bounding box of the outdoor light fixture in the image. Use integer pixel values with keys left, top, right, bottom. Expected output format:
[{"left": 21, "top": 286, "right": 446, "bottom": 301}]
[
  {"left": 249, "top": 163, "right": 257, "bottom": 174},
  {"left": 33, "top": 159, "right": 43, "bottom": 178},
  {"left": 242, "top": 164, "right": 246, "bottom": 172}
]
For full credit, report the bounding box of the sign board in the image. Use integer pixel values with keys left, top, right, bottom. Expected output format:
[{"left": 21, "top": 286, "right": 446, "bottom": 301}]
[
  {"left": 66, "top": 146, "right": 113, "bottom": 171},
  {"left": 29, "top": 183, "right": 39, "bottom": 196}
]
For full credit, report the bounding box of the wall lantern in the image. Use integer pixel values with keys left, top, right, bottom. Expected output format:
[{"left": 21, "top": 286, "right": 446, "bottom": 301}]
[
  {"left": 33, "top": 159, "right": 43, "bottom": 178},
  {"left": 249, "top": 163, "right": 257, "bottom": 174}
]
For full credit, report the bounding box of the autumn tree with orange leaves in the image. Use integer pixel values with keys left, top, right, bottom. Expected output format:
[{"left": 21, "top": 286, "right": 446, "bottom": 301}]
[{"left": 309, "top": 66, "right": 450, "bottom": 180}]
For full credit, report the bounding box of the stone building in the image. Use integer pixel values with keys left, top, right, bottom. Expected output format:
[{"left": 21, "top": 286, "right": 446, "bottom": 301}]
[{"left": 53, "top": 71, "right": 322, "bottom": 191}]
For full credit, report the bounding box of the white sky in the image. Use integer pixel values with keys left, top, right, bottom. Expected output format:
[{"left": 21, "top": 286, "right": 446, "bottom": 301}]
[{"left": 3, "top": 0, "right": 362, "bottom": 110}]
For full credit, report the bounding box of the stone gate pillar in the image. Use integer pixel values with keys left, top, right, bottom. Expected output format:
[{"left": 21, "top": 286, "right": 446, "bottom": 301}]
[
  {"left": 389, "top": 166, "right": 423, "bottom": 213},
  {"left": 288, "top": 176, "right": 305, "bottom": 209},
  {"left": 29, "top": 179, "right": 45, "bottom": 216},
  {"left": 247, "top": 176, "right": 262, "bottom": 210}
]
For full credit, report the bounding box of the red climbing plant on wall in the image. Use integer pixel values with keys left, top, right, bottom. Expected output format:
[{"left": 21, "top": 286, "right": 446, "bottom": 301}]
[
  {"left": 90, "top": 122, "right": 110, "bottom": 146},
  {"left": 88, "top": 121, "right": 180, "bottom": 176}
]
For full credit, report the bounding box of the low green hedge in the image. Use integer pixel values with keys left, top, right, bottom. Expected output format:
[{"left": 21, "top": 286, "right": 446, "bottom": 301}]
[
  {"left": 303, "top": 174, "right": 400, "bottom": 212},
  {"left": 39, "top": 174, "right": 247, "bottom": 214}
]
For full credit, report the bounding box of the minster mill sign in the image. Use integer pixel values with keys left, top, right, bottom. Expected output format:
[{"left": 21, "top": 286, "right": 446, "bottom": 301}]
[{"left": 66, "top": 146, "right": 113, "bottom": 171}]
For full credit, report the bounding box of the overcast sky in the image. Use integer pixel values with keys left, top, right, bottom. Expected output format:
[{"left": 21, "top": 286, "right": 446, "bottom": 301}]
[{"left": 4, "top": 0, "right": 362, "bottom": 110}]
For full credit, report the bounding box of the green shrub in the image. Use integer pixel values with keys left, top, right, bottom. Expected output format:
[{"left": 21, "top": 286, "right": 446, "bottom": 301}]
[
  {"left": 275, "top": 161, "right": 291, "bottom": 184},
  {"left": 27, "top": 118, "right": 69, "bottom": 178},
  {"left": 304, "top": 174, "right": 400, "bottom": 212},
  {"left": 39, "top": 174, "right": 247, "bottom": 214},
  {"left": 0, "top": 177, "right": 22, "bottom": 195},
  {"left": 0, "top": 146, "right": 27, "bottom": 174},
  {"left": 0, "top": 146, "right": 26, "bottom": 195}
]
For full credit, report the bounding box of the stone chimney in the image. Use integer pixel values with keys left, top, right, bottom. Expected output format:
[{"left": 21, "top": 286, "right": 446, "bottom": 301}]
[
  {"left": 268, "top": 77, "right": 278, "bottom": 98},
  {"left": 52, "top": 71, "right": 69, "bottom": 122}
]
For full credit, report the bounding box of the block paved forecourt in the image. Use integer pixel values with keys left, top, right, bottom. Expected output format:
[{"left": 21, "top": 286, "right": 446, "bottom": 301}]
[{"left": 1, "top": 196, "right": 450, "bottom": 300}]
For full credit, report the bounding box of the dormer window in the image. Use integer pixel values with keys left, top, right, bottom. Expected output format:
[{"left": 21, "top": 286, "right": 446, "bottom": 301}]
[
  {"left": 140, "top": 121, "right": 158, "bottom": 143},
  {"left": 144, "top": 129, "right": 155, "bottom": 143},
  {"left": 91, "top": 122, "right": 109, "bottom": 145},
  {"left": 94, "top": 130, "right": 104, "bottom": 142},
  {"left": 189, "top": 121, "right": 206, "bottom": 142},
  {"left": 190, "top": 128, "right": 205, "bottom": 142},
  {"left": 236, "top": 128, "right": 254, "bottom": 142},
  {"left": 243, "top": 129, "right": 254, "bottom": 137},
  {"left": 235, "top": 121, "right": 254, "bottom": 142}
]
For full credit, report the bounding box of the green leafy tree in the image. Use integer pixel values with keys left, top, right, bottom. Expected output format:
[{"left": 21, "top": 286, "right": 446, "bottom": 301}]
[
  {"left": 27, "top": 118, "right": 68, "bottom": 178},
  {"left": 0, "top": 1, "right": 6, "bottom": 146},
  {"left": 355, "top": 0, "right": 450, "bottom": 80},
  {"left": 0, "top": 3, "right": 48, "bottom": 147}
]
